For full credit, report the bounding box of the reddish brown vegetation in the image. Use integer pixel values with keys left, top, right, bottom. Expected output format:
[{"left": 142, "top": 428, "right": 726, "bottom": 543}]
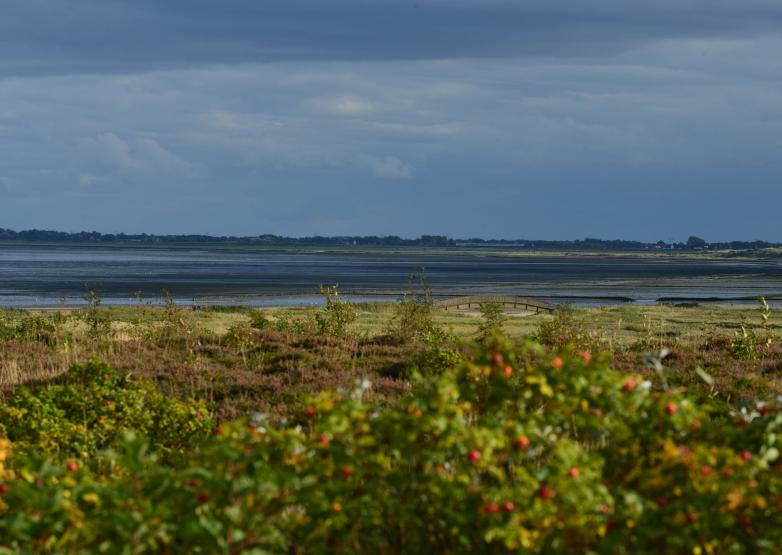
[
  {"left": 1, "top": 330, "right": 416, "bottom": 420},
  {"left": 612, "top": 336, "right": 782, "bottom": 403}
]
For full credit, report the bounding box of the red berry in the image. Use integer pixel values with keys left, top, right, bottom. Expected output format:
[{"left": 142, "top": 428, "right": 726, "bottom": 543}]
[
  {"left": 468, "top": 450, "right": 481, "bottom": 464},
  {"left": 67, "top": 462, "right": 78, "bottom": 473},
  {"left": 599, "top": 504, "right": 610, "bottom": 514},
  {"left": 568, "top": 467, "right": 581, "bottom": 478},
  {"left": 722, "top": 467, "right": 734, "bottom": 477},
  {"left": 685, "top": 512, "right": 699, "bottom": 523},
  {"left": 503, "top": 501, "right": 514, "bottom": 512},
  {"left": 340, "top": 466, "right": 354, "bottom": 479},
  {"left": 623, "top": 379, "right": 637, "bottom": 393},
  {"left": 737, "top": 418, "right": 748, "bottom": 427},
  {"left": 482, "top": 502, "right": 500, "bottom": 514},
  {"left": 740, "top": 450, "right": 752, "bottom": 461},
  {"left": 187, "top": 479, "right": 198, "bottom": 488},
  {"left": 101, "top": 374, "right": 109, "bottom": 382},
  {"left": 214, "top": 426, "right": 223, "bottom": 436},
  {"left": 195, "top": 413, "right": 203, "bottom": 420},
  {"left": 665, "top": 402, "right": 677, "bottom": 415},
  {"left": 700, "top": 465, "right": 712, "bottom": 476},
  {"left": 197, "top": 492, "right": 210, "bottom": 503},
  {"left": 758, "top": 406, "right": 769, "bottom": 416},
  {"left": 503, "top": 365, "right": 513, "bottom": 377},
  {"left": 318, "top": 434, "right": 330, "bottom": 447},
  {"left": 514, "top": 436, "right": 530, "bottom": 450},
  {"left": 551, "top": 357, "right": 564, "bottom": 370},
  {"left": 580, "top": 351, "right": 592, "bottom": 363},
  {"left": 491, "top": 352, "right": 503, "bottom": 367},
  {"left": 538, "top": 485, "right": 554, "bottom": 500},
  {"left": 0, "top": 484, "right": 8, "bottom": 495},
  {"left": 305, "top": 406, "right": 317, "bottom": 417}
]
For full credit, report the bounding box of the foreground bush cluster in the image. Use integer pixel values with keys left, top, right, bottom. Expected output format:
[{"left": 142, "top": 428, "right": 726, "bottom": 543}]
[{"left": 1, "top": 340, "right": 781, "bottom": 554}]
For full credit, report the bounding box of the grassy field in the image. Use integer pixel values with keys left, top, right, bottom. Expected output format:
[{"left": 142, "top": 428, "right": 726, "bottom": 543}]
[{"left": 29, "top": 300, "right": 781, "bottom": 345}]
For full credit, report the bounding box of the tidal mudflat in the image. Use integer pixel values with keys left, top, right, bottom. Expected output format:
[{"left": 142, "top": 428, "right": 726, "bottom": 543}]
[{"left": 1, "top": 243, "right": 780, "bottom": 307}]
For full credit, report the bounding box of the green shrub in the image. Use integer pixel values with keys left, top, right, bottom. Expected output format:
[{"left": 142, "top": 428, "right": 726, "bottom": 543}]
[
  {"left": 248, "top": 309, "right": 270, "bottom": 330},
  {"left": 535, "top": 305, "right": 604, "bottom": 353},
  {"left": 386, "top": 270, "right": 449, "bottom": 344},
  {"left": 477, "top": 301, "right": 508, "bottom": 342},
  {"left": 0, "top": 313, "right": 66, "bottom": 346},
  {"left": 2, "top": 345, "right": 782, "bottom": 552},
  {"left": 409, "top": 346, "right": 465, "bottom": 378},
  {"left": 731, "top": 323, "right": 759, "bottom": 360},
  {"left": 730, "top": 298, "right": 775, "bottom": 361},
  {"left": 79, "top": 291, "right": 113, "bottom": 343},
  {"left": 313, "top": 285, "right": 356, "bottom": 338},
  {"left": 270, "top": 310, "right": 314, "bottom": 335},
  {"left": 0, "top": 360, "right": 211, "bottom": 459}
]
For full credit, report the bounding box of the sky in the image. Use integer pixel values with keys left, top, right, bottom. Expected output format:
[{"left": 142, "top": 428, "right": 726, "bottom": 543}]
[{"left": 1, "top": 1, "right": 781, "bottom": 241}]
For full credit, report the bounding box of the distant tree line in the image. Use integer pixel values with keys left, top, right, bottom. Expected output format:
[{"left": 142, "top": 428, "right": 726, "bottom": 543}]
[{"left": 0, "top": 228, "right": 778, "bottom": 251}]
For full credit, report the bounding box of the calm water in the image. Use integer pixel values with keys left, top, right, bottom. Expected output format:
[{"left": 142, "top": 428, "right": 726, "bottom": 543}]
[{"left": 1, "top": 244, "right": 781, "bottom": 307}]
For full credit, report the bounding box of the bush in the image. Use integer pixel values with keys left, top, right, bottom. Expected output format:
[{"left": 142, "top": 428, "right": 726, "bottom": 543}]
[
  {"left": 731, "top": 298, "right": 775, "bottom": 360},
  {"left": 535, "top": 305, "right": 604, "bottom": 353},
  {"left": 0, "top": 313, "right": 66, "bottom": 346},
  {"left": 0, "top": 360, "right": 211, "bottom": 459},
  {"left": 2, "top": 345, "right": 782, "bottom": 552},
  {"left": 313, "top": 285, "right": 356, "bottom": 338},
  {"left": 248, "top": 309, "right": 270, "bottom": 330},
  {"left": 731, "top": 323, "right": 759, "bottom": 360},
  {"left": 477, "top": 301, "right": 508, "bottom": 342},
  {"left": 386, "top": 269, "right": 449, "bottom": 344},
  {"left": 78, "top": 291, "right": 113, "bottom": 343}
]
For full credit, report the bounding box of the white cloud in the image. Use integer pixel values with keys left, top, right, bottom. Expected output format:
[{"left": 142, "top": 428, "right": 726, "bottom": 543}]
[
  {"left": 84, "top": 132, "right": 134, "bottom": 170},
  {"left": 78, "top": 132, "right": 193, "bottom": 183},
  {"left": 79, "top": 173, "right": 100, "bottom": 187},
  {"left": 310, "top": 94, "right": 375, "bottom": 116},
  {"left": 134, "top": 137, "right": 192, "bottom": 173},
  {"left": 356, "top": 120, "right": 460, "bottom": 136},
  {"left": 200, "top": 110, "right": 285, "bottom": 132},
  {"left": 365, "top": 155, "right": 413, "bottom": 179}
]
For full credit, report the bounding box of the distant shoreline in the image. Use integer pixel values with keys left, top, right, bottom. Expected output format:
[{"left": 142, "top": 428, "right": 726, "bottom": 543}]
[{"left": 1, "top": 227, "right": 780, "bottom": 254}]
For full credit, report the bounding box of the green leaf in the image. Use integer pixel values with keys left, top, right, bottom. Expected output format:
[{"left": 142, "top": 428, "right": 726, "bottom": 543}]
[{"left": 695, "top": 367, "right": 714, "bottom": 386}]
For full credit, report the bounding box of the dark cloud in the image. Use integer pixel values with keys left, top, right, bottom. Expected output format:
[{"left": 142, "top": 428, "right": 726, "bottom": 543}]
[{"left": 2, "top": 1, "right": 782, "bottom": 76}]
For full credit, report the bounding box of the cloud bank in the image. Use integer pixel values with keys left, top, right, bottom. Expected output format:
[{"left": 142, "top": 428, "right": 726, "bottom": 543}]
[{"left": 1, "top": 1, "right": 781, "bottom": 240}]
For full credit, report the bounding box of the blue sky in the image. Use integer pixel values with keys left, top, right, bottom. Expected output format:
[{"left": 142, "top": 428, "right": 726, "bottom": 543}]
[{"left": 1, "top": 0, "right": 781, "bottom": 241}]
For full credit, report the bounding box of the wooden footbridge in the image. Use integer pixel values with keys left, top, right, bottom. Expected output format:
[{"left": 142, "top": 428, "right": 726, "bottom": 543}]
[
  {"left": 190, "top": 292, "right": 554, "bottom": 314},
  {"left": 434, "top": 295, "right": 554, "bottom": 313}
]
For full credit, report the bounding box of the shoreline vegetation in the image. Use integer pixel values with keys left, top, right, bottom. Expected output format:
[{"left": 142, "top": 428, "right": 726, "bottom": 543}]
[
  {"left": 2, "top": 227, "right": 781, "bottom": 256},
  {"left": 1, "top": 288, "right": 782, "bottom": 551}
]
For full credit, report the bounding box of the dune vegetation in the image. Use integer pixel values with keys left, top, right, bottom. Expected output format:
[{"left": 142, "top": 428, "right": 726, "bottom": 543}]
[{"left": 0, "top": 288, "right": 781, "bottom": 553}]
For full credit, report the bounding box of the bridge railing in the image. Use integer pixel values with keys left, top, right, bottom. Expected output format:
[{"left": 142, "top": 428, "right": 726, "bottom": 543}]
[{"left": 434, "top": 295, "right": 554, "bottom": 313}]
